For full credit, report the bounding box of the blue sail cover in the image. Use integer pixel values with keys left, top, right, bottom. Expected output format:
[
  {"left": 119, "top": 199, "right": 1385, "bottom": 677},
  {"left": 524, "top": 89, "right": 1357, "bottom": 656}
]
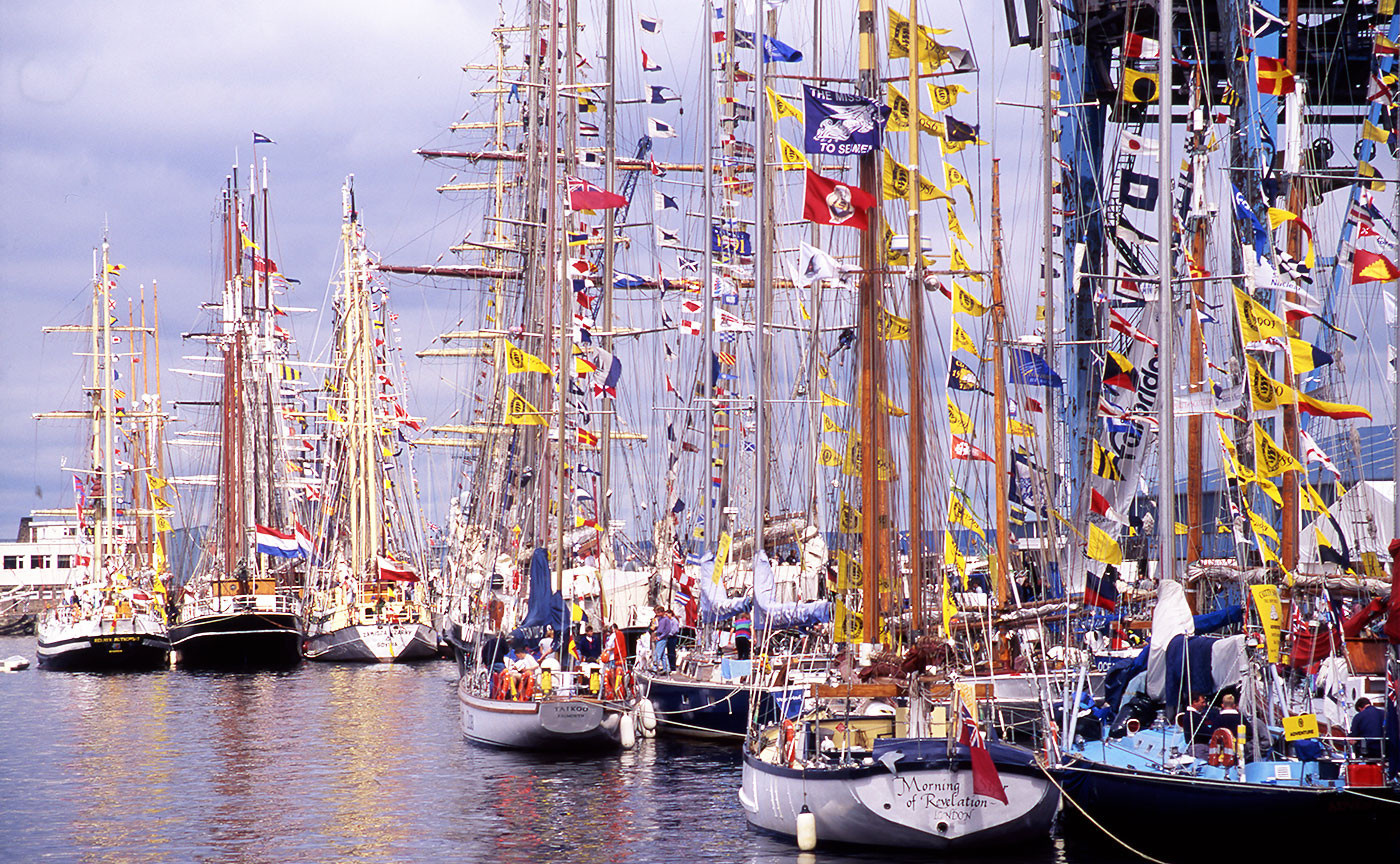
[
  {"left": 752, "top": 549, "right": 830, "bottom": 630},
  {"left": 1102, "top": 606, "right": 1246, "bottom": 711},
  {"left": 695, "top": 553, "right": 754, "bottom": 624},
  {"left": 511, "top": 547, "right": 564, "bottom": 646}
]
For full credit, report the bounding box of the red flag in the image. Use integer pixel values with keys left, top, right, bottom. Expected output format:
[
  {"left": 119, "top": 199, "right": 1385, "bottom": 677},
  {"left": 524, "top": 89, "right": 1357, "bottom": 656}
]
[
  {"left": 1109, "top": 308, "right": 1159, "bottom": 348},
  {"left": 1023, "top": 398, "right": 1044, "bottom": 413},
  {"left": 1256, "top": 57, "right": 1295, "bottom": 96},
  {"left": 566, "top": 175, "right": 627, "bottom": 210},
  {"left": 1091, "top": 488, "right": 1129, "bottom": 525},
  {"left": 1386, "top": 540, "right": 1400, "bottom": 644},
  {"left": 1352, "top": 248, "right": 1400, "bottom": 284},
  {"left": 802, "top": 170, "right": 877, "bottom": 231},
  {"left": 959, "top": 701, "right": 1008, "bottom": 803},
  {"left": 951, "top": 436, "right": 994, "bottom": 462},
  {"left": 378, "top": 555, "right": 419, "bottom": 582}
]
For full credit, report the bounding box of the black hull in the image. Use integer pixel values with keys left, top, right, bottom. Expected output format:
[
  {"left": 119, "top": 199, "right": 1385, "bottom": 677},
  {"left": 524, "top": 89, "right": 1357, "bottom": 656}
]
[
  {"left": 170, "top": 612, "right": 304, "bottom": 668},
  {"left": 36, "top": 633, "right": 170, "bottom": 672},
  {"left": 640, "top": 671, "right": 800, "bottom": 739},
  {"left": 1055, "top": 757, "right": 1400, "bottom": 859}
]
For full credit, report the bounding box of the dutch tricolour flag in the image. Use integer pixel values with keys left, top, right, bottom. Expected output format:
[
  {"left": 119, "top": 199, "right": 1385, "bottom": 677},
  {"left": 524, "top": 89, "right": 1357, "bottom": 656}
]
[{"left": 256, "top": 524, "right": 304, "bottom": 558}]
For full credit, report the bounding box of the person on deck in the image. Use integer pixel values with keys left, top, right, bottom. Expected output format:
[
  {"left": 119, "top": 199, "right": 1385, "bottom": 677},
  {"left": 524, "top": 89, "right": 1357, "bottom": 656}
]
[
  {"left": 1176, "top": 693, "right": 1214, "bottom": 759},
  {"left": 1351, "top": 697, "right": 1385, "bottom": 759},
  {"left": 538, "top": 624, "right": 556, "bottom": 660},
  {"left": 508, "top": 647, "right": 539, "bottom": 700},
  {"left": 734, "top": 613, "right": 752, "bottom": 660},
  {"left": 653, "top": 607, "right": 680, "bottom": 673}
]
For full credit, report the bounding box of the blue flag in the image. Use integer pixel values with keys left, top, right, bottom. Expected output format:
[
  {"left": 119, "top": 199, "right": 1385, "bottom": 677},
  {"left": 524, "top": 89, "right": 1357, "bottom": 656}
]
[
  {"left": 803, "top": 85, "right": 888, "bottom": 156},
  {"left": 1231, "top": 183, "right": 1271, "bottom": 262},
  {"left": 763, "top": 35, "right": 803, "bottom": 63},
  {"left": 1009, "top": 347, "right": 1063, "bottom": 387}
]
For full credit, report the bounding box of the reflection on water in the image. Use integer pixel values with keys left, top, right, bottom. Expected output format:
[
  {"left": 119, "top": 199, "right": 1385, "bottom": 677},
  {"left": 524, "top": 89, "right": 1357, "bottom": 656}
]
[{"left": 0, "top": 636, "right": 1081, "bottom": 864}]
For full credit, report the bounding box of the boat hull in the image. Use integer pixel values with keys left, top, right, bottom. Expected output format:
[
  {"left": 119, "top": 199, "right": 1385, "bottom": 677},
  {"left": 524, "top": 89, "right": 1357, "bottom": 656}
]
[
  {"left": 458, "top": 679, "right": 623, "bottom": 751},
  {"left": 36, "top": 617, "right": 169, "bottom": 672},
  {"left": 637, "top": 670, "right": 803, "bottom": 740},
  {"left": 740, "top": 741, "right": 1058, "bottom": 852},
  {"left": 304, "top": 622, "right": 438, "bottom": 663},
  {"left": 1055, "top": 756, "right": 1400, "bottom": 858},
  {"left": 170, "top": 611, "right": 303, "bottom": 668}
]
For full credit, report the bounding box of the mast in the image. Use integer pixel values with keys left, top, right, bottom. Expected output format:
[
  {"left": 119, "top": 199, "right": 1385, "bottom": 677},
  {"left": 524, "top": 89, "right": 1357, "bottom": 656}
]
[
  {"left": 1155, "top": 0, "right": 1175, "bottom": 583},
  {"left": 1038, "top": 0, "right": 1060, "bottom": 581},
  {"left": 857, "top": 0, "right": 884, "bottom": 644},
  {"left": 905, "top": 0, "right": 925, "bottom": 631},
  {"left": 1278, "top": 0, "right": 1302, "bottom": 569},
  {"left": 1185, "top": 69, "right": 1208, "bottom": 604},
  {"left": 549, "top": 0, "right": 566, "bottom": 574},
  {"left": 990, "top": 159, "right": 1011, "bottom": 605},
  {"left": 600, "top": 0, "right": 616, "bottom": 554},
  {"left": 752, "top": 0, "right": 769, "bottom": 558},
  {"left": 702, "top": 0, "right": 717, "bottom": 551}
]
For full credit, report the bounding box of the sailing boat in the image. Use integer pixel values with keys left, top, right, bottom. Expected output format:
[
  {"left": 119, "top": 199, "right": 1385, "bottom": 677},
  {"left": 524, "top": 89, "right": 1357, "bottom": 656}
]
[
  {"left": 303, "top": 179, "right": 437, "bottom": 663},
  {"left": 169, "top": 164, "right": 307, "bottom": 668},
  {"left": 35, "top": 237, "right": 171, "bottom": 670},
  {"left": 735, "top": 0, "right": 1059, "bottom": 851},
  {"left": 1038, "top": 1, "right": 1400, "bottom": 857}
]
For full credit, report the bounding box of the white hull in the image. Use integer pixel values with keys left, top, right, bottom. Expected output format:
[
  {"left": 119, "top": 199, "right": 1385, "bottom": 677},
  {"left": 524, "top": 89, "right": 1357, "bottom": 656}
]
[
  {"left": 36, "top": 611, "right": 169, "bottom": 670},
  {"left": 740, "top": 745, "right": 1058, "bottom": 851},
  {"left": 304, "top": 622, "right": 437, "bottom": 663},
  {"left": 457, "top": 678, "right": 623, "bottom": 751}
]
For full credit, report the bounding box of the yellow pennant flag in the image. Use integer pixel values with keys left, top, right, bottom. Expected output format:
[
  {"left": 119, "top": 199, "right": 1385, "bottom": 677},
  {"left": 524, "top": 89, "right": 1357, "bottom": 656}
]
[
  {"left": 1008, "top": 419, "right": 1036, "bottom": 437},
  {"left": 777, "top": 137, "right": 809, "bottom": 170},
  {"left": 1234, "top": 287, "right": 1288, "bottom": 343},
  {"left": 879, "top": 307, "right": 911, "bottom": 340},
  {"left": 1301, "top": 482, "right": 1329, "bottom": 514},
  {"left": 884, "top": 83, "right": 940, "bottom": 134},
  {"left": 1250, "top": 474, "right": 1283, "bottom": 507},
  {"left": 1249, "top": 508, "right": 1280, "bottom": 544},
  {"left": 821, "top": 391, "right": 848, "bottom": 408},
  {"left": 947, "top": 397, "right": 973, "bottom": 435},
  {"left": 832, "top": 600, "right": 863, "bottom": 642},
  {"left": 927, "top": 83, "right": 969, "bottom": 113},
  {"left": 881, "top": 391, "right": 908, "bottom": 417},
  {"left": 1086, "top": 522, "right": 1124, "bottom": 566},
  {"left": 842, "top": 434, "right": 862, "bottom": 477},
  {"left": 327, "top": 404, "right": 344, "bottom": 424},
  {"left": 944, "top": 163, "right": 972, "bottom": 197},
  {"left": 952, "top": 318, "right": 983, "bottom": 359},
  {"left": 712, "top": 532, "right": 732, "bottom": 584},
  {"left": 504, "top": 387, "right": 546, "bottom": 425},
  {"left": 949, "top": 245, "right": 983, "bottom": 281},
  {"left": 767, "top": 87, "right": 802, "bottom": 122},
  {"left": 944, "top": 530, "right": 967, "bottom": 584},
  {"left": 821, "top": 413, "right": 845, "bottom": 434},
  {"left": 505, "top": 340, "right": 551, "bottom": 375},
  {"left": 882, "top": 152, "right": 952, "bottom": 202},
  {"left": 150, "top": 494, "right": 171, "bottom": 510},
  {"left": 1254, "top": 422, "right": 1303, "bottom": 476},
  {"left": 818, "top": 363, "right": 829, "bottom": 380},
  {"left": 952, "top": 282, "right": 987, "bottom": 316},
  {"left": 887, "top": 8, "right": 949, "bottom": 59},
  {"left": 838, "top": 491, "right": 862, "bottom": 533},
  {"left": 1363, "top": 119, "right": 1389, "bottom": 142},
  {"left": 836, "top": 551, "right": 861, "bottom": 591},
  {"left": 153, "top": 514, "right": 174, "bottom": 533},
  {"left": 1246, "top": 356, "right": 1294, "bottom": 411},
  {"left": 818, "top": 442, "right": 844, "bottom": 466},
  {"left": 946, "top": 203, "right": 971, "bottom": 246},
  {"left": 146, "top": 474, "right": 168, "bottom": 490},
  {"left": 941, "top": 572, "right": 957, "bottom": 637},
  {"left": 948, "top": 491, "right": 986, "bottom": 540}
]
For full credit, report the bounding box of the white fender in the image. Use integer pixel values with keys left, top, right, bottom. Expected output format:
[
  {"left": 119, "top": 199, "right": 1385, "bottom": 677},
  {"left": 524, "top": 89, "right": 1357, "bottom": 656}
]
[
  {"left": 796, "top": 805, "right": 817, "bottom": 851},
  {"left": 620, "top": 713, "right": 636, "bottom": 749},
  {"left": 639, "top": 698, "right": 657, "bottom": 735}
]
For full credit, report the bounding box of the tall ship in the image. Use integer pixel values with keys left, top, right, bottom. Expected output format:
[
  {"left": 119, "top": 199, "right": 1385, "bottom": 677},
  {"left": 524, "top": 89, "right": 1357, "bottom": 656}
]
[
  {"left": 169, "top": 161, "right": 308, "bottom": 668},
  {"left": 35, "top": 237, "right": 172, "bottom": 671},
  {"left": 303, "top": 179, "right": 437, "bottom": 663}
]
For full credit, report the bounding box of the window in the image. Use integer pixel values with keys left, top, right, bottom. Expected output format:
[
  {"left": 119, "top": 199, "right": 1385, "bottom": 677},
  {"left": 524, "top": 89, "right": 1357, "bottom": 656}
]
[
  {"left": 2, "top": 556, "right": 19, "bottom": 570},
  {"left": 56, "top": 555, "right": 72, "bottom": 569},
  {"left": 30, "top": 555, "right": 49, "bottom": 569}
]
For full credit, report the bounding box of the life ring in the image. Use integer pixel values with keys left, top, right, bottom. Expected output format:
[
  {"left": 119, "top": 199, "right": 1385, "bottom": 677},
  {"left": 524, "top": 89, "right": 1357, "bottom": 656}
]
[
  {"left": 1208, "top": 727, "right": 1237, "bottom": 767},
  {"left": 781, "top": 719, "right": 798, "bottom": 766}
]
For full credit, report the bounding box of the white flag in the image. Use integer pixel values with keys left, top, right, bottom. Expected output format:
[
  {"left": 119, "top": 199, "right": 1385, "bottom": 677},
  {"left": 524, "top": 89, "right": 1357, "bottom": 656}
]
[
  {"left": 647, "top": 117, "right": 677, "bottom": 138},
  {"left": 1120, "top": 130, "right": 1160, "bottom": 158},
  {"left": 1299, "top": 429, "right": 1342, "bottom": 478}
]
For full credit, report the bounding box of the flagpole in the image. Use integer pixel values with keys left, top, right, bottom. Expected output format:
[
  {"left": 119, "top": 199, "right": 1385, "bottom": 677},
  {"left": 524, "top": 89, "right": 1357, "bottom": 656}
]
[
  {"left": 1279, "top": 0, "right": 1302, "bottom": 571},
  {"left": 905, "top": 0, "right": 926, "bottom": 633},
  {"left": 702, "top": 0, "right": 716, "bottom": 554},
  {"left": 1039, "top": 0, "right": 1061, "bottom": 585},
  {"left": 991, "top": 159, "right": 1011, "bottom": 607},
  {"left": 752, "top": 0, "right": 769, "bottom": 561}
]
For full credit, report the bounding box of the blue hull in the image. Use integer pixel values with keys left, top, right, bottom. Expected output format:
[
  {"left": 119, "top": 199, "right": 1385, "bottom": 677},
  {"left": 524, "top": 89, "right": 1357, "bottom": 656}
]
[
  {"left": 639, "top": 671, "right": 802, "bottom": 740},
  {"left": 1055, "top": 756, "right": 1400, "bottom": 858}
]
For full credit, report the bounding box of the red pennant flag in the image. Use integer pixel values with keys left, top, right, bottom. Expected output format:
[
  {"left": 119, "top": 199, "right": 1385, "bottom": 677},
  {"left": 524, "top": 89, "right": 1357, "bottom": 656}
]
[
  {"left": 1352, "top": 248, "right": 1400, "bottom": 284},
  {"left": 951, "top": 436, "right": 994, "bottom": 463},
  {"left": 802, "top": 170, "right": 877, "bottom": 231}
]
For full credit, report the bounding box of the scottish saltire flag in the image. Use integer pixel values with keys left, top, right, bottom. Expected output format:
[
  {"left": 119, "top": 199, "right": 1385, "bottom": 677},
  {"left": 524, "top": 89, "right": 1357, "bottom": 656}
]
[{"left": 802, "top": 85, "right": 888, "bottom": 156}]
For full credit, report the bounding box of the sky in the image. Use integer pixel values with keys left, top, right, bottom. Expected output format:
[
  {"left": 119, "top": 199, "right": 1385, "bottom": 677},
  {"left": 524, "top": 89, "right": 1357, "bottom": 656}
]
[{"left": 0, "top": 1, "right": 494, "bottom": 532}]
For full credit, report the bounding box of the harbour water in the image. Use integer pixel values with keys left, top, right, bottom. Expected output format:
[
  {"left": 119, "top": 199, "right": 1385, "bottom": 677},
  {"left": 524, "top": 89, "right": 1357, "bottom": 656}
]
[{"left": 0, "top": 635, "right": 1096, "bottom": 864}]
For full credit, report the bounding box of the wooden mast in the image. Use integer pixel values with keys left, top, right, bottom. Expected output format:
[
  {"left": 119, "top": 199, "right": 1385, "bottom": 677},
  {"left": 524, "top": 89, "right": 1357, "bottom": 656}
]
[
  {"left": 905, "top": 0, "right": 926, "bottom": 631},
  {"left": 857, "top": 0, "right": 885, "bottom": 644},
  {"left": 1186, "top": 69, "right": 1208, "bottom": 608},
  {"left": 1279, "top": 0, "right": 1302, "bottom": 570},
  {"left": 990, "top": 159, "right": 1011, "bottom": 605}
]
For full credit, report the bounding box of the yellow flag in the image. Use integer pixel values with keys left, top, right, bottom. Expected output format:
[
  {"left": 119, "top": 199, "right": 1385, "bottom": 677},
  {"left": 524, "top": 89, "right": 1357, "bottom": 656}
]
[
  {"left": 821, "top": 391, "right": 849, "bottom": 407},
  {"left": 881, "top": 391, "right": 907, "bottom": 417},
  {"left": 948, "top": 491, "right": 986, "bottom": 540},
  {"left": 950, "top": 245, "right": 982, "bottom": 281},
  {"left": 504, "top": 387, "right": 546, "bottom": 425},
  {"left": 1301, "top": 482, "right": 1328, "bottom": 514},
  {"left": 712, "top": 531, "right": 732, "bottom": 584},
  {"left": 947, "top": 397, "right": 973, "bottom": 435},
  {"left": 940, "top": 572, "right": 957, "bottom": 637},
  {"left": 505, "top": 340, "right": 551, "bottom": 374},
  {"left": 1254, "top": 422, "right": 1303, "bottom": 476},
  {"left": 926, "top": 83, "right": 969, "bottom": 112},
  {"left": 767, "top": 87, "right": 803, "bottom": 122},
  {"left": 821, "top": 413, "right": 845, "bottom": 434},
  {"left": 882, "top": 152, "right": 952, "bottom": 202},
  {"left": 843, "top": 433, "right": 862, "bottom": 477},
  {"left": 952, "top": 318, "right": 983, "bottom": 358},
  {"left": 944, "top": 530, "right": 967, "bottom": 584},
  {"left": 153, "top": 514, "right": 173, "bottom": 533},
  {"left": 1363, "top": 119, "right": 1389, "bottom": 142},
  {"left": 818, "top": 442, "right": 844, "bottom": 466},
  {"left": 777, "top": 137, "right": 809, "bottom": 170},
  {"left": 879, "top": 307, "right": 911, "bottom": 340},
  {"left": 146, "top": 475, "right": 168, "bottom": 490},
  {"left": 1251, "top": 585, "right": 1283, "bottom": 662},
  {"left": 1086, "top": 523, "right": 1124, "bottom": 566},
  {"left": 1249, "top": 509, "right": 1279, "bottom": 544},
  {"left": 887, "top": 8, "right": 948, "bottom": 59},
  {"left": 1093, "top": 440, "right": 1123, "bottom": 480},
  {"left": 835, "top": 551, "right": 861, "bottom": 591},
  {"left": 885, "top": 83, "right": 940, "bottom": 134},
  {"left": 1174, "top": 522, "right": 1190, "bottom": 535},
  {"left": 1234, "top": 287, "right": 1288, "bottom": 342},
  {"left": 944, "top": 163, "right": 972, "bottom": 197},
  {"left": 1250, "top": 474, "right": 1283, "bottom": 507},
  {"left": 952, "top": 282, "right": 987, "bottom": 316},
  {"left": 833, "top": 600, "right": 863, "bottom": 641},
  {"left": 818, "top": 363, "right": 829, "bottom": 380},
  {"left": 1008, "top": 419, "right": 1036, "bottom": 437},
  {"left": 838, "top": 491, "right": 862, "bottom": 533},
  {"left": 1121, "top": 67, "right": 1159, "bottom": 103},
  {"left": 1246, "top": 356, "right": 1294, "bottom": 411},
  {"left": 946, "top": 203, "right": 971, "bottom": 246},
  {"left": 150, "top": 493, "right": 171, "bottom": 510},
  {"left": 327, "top": 404, "right": 344, "bottom": 424}
]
